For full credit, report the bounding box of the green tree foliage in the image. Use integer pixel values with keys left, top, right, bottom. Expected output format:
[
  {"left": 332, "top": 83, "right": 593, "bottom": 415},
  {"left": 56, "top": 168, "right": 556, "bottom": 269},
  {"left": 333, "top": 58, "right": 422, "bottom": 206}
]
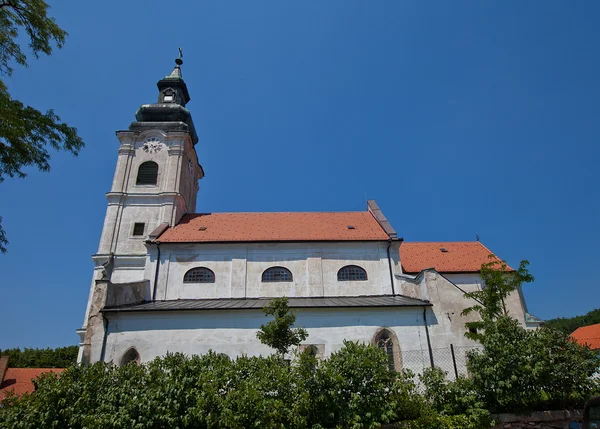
[
  {"left": 0, "top": 345, "right": 78, "bottom": 368},
  {"left": 256, "top": 296, "right": 308, "bottom": 356},
  {"left": 466, "top": 316, "right": 599, "bottom": 413},
  {"left": 0, "top": 347, "right": 440, "bottom": 429},
  {"left": 419, "top": 368, "right": 492, "bottom": 428},
  {"left": 460, "top": 258, "right": 599, "bottom": 413},
  {"left": 462, "top": 257, "right": 534, "bottom": 340},
  {"left": 0, "top": 0, "right": 84, "bottom": 253},
  {"left": 545, "top": 308, "right": 600, "bottom": 335}
]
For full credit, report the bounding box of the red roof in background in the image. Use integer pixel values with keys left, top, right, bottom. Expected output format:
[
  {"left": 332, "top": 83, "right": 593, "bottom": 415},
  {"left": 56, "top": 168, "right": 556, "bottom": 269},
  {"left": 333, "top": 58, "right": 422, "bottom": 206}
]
[
  {"left": 0, "top": 368, "right": 64, "bottom": 400},
  {"left": 158, "top": 212, "right": 391, "bottom": 243},
  {"left": 571, "top": 323, "right": 600, "bottom": 350},
  {"left": 400, "top": 241, "right": 510, "bottom": 274}
]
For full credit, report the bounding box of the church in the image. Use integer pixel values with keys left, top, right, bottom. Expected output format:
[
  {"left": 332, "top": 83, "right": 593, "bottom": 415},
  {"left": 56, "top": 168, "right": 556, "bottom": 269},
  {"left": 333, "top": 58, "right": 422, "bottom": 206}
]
[{"left": 77, "top": 57, "right": 540, "bottom": 374}]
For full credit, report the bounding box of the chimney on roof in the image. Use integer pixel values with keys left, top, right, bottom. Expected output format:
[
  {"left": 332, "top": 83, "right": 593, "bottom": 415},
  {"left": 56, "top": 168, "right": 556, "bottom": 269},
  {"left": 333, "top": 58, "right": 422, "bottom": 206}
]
[{"left": 0, "top": 355, "right": 9, "bottom": 385}]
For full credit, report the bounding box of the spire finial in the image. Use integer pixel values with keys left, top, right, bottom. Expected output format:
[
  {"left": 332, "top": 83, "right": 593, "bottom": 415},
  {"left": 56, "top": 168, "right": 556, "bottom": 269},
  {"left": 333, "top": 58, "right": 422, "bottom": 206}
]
[{"left": 166, "top": 48, "right": 183, "bottom": 79}]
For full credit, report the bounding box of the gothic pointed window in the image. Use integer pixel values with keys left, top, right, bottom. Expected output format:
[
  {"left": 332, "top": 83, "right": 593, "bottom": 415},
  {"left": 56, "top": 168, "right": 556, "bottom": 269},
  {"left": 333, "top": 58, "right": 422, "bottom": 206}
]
[
  {"left": 306, "top": 345, "right": 318, "bottom": 357},
  {"left": 136, "top": 161, "right": 158, "bottom": 185},
  {"left": 337, "top": 265, "right": 368, "bottom": 281},
  {"left": 262, "top": 267, "right": 293, "bottom": 282},
  {"left": 120, "top": 348, "right": 140, "bottom": 366},
  {"left": 184, "top": 267, "right": 215, "bottom": 283},
  {"left": 373, "top": 329, "right": 401, "bottom": 371}
]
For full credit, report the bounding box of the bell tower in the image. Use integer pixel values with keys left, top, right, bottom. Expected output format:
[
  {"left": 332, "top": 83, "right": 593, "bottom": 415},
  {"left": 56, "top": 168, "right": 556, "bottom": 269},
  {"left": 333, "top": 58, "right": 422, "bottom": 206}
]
[
  {"left": 78, "top": 54, "right": 204, "bottom": 363},
  {"left": 96, "top": 54, "right": 204, "bottom": 258}
]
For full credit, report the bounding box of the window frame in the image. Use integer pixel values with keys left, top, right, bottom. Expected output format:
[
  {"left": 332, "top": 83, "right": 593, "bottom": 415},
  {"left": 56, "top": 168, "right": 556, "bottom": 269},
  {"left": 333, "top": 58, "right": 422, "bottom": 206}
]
[
  {"left": 261, "top": 266, "right": 293, "bottom": 283},
  {"left": 132, "top": 222, "right": 145, "bottom": 237},
  {"left": 120, "top": 347, "right": 140, "bottom": 366},
  {"left": 183, "top": 267, "right": 216, "bottom": 284},
  {"left": 337, "top": 265, "right": 368, "bottom": 281}
]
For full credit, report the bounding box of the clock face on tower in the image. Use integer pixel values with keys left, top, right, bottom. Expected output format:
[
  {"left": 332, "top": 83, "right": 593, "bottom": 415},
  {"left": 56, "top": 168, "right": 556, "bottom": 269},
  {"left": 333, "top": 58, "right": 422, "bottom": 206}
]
[{"left": 142, "top": 137, "right": 163, "bottom": 154}]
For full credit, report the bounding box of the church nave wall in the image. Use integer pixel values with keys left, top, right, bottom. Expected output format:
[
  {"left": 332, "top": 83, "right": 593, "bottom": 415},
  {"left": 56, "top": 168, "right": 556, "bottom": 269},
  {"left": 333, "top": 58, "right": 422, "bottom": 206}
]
[{"left": 153, "top": 241, "right": 399, "bottom": 300}]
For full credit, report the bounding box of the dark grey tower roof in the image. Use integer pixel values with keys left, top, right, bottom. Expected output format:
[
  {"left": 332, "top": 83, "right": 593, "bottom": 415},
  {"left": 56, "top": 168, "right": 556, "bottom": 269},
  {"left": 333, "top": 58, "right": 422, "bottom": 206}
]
[{"left": 129, "top": 54, "right": 199, "bottom": 144}]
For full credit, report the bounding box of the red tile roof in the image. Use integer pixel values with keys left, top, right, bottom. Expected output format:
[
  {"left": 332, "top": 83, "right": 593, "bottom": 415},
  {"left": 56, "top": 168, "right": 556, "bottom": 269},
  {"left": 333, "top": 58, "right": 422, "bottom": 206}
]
[
  {"left": 0, "top": 368, "right": 64, "bottom": 400},
  {"left": 158, "top": 212, "right": 391, "bottom": 243},
  {"left": 571, "top": 323, "right": 600, "bottom": 350},
  {"left": 400, "top": 241, "right": 510, "bottom": 274}
]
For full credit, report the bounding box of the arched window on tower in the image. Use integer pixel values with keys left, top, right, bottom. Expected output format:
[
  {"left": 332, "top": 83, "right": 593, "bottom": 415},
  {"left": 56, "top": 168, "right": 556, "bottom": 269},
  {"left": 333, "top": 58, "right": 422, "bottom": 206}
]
[
  {"left": 120, "top": 348, "right": 140, "bottom": 366},
  {"left": 373, "top": 329, "right": 401, "bottom": 371},
  {"left": 136, "top": 161, "right": 158, "bottom": 185},
  {"left": 337, "top": 265, "right": 368, "bottom": 281},
  {"left": 262, "top": 267, "right": 293, "bottom": 282},
  {"left": 183, "top": 267, "right": 215, "bottom": 283}
]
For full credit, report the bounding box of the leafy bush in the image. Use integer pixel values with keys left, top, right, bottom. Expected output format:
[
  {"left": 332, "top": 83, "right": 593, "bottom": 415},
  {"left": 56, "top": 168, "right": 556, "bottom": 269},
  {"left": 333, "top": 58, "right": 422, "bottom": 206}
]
[
  {"left": 412, "top": 367, "right": 492, "bottom": 429},
  {"left": 0, "top": 345, "right": 78, "bottom": 368},
  {"left": 0, "top": 343, "right": 434, "bottom": 429},
  {"left": 467, "top": 316, "right": 599, "bottom": 413}
]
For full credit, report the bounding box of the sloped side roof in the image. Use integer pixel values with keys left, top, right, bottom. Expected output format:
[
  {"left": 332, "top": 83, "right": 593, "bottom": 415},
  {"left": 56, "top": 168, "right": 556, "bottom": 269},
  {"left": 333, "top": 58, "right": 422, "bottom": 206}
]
[
  {"left": 571, "top": 323, "right": 600, "bottom": 350},
  {"left": 0, "top": 368, "right": 64, "bottom": 400},
  {"left": 102, "top": 295, "right": 431, "bottom": 313},
  {"left": 157, "top": 211, "right": 391, "bottom": 243},
  {"left": 400, "top": 241, "right": 510, "bottom": 274}
]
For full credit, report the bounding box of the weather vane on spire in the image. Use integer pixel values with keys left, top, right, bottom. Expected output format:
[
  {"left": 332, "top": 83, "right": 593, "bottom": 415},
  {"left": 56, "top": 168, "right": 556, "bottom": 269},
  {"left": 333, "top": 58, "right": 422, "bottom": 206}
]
[{"left": 176, "top": 47, "right": 183, "bottom": 65}]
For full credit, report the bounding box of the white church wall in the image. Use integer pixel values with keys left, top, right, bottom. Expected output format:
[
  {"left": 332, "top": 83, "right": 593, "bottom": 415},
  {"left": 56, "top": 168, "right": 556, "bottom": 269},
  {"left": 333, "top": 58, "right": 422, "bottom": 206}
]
[
  {"left": 444, "top": 272, "right": 527, "bottom": 325},
  {"left": 153, "top": 241, "right": 397, "bottom": 300},
  {"left": 396, "top": 271, "right": 529, "bottom": 356},
  {"left": 103, "top": 306, "right": 429, "bottom": 373}
]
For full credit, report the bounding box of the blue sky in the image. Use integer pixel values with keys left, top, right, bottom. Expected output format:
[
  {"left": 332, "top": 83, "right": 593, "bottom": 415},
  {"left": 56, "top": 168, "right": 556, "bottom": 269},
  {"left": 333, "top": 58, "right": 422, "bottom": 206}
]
[{"left": 1, "top": 1, "right": 599, "bottom": 349}]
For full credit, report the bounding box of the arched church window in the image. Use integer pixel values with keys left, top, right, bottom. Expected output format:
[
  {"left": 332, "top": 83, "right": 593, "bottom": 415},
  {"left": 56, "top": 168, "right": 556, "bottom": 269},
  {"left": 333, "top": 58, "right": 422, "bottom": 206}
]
[
  {"left": 337, "top": 265, "right": 368, "bottom": 281},
  {"left": 262, "top": 267, "right": 293, "bottom": 282},
  {"left": 184, "top": 267, "right": 215, "bottom": 283},
  {"left": 373, "top": 329, "right": 401, "bottom": 371},
  {"left": 120, "top": 348, "right": 140, "bottom": 366},
  {"left": 136, "top": 161, "right": 158, "bottom": 185},
  {"left": 306, "top": 345, "right": 318, "bottom": 357}
]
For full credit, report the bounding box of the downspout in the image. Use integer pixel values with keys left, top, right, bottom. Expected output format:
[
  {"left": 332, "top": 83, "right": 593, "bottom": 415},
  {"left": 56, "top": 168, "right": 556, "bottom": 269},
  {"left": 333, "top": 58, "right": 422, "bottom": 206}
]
[
  {"left": 387, "top": 240, "right": 396, "bottom": 295},
  {"left": 152, "top": 242, "right": 161, "bottom": 301},
  {"left": 100, "top": 314, "right": 109, "bottom": 362},
  {"left": 423, "top": 307, "right": 434, "bottom": 368}
]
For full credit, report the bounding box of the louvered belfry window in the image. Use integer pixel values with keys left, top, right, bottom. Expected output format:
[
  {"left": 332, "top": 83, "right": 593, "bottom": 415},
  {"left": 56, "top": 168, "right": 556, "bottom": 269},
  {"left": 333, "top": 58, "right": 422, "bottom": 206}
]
[
  {"left": 337, "top": 265, "right": 368, "bottom": 281},
  {"left": 262, "top": 267, "right": 293, "bottom": 282},
  {"left": 136, "top": 161, "right": 158, "bottom": 185},
  {"left": 184, "top": 267, "right": 216, "bottom": 283}
]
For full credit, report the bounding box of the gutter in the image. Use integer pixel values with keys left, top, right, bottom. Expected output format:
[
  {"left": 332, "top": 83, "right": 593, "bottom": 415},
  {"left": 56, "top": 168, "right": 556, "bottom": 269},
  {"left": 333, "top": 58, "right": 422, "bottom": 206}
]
[
  {"left": 423, "top": 307, "right": 434, "bottom": 368},
  {"left": 366, "top": 200, "right": 403, "bottom": 296},
  {"left": 387, "top": 240, "right": 396, "bottom": 295},
  {"left": 100, "top": 314, "right": 109, "bottom": 362},
  {"left": 147, "top": 222, "right": 169, "bottom": 301},
  {"left": 152, "top": 242, "right": 160, "bottom": 301}
]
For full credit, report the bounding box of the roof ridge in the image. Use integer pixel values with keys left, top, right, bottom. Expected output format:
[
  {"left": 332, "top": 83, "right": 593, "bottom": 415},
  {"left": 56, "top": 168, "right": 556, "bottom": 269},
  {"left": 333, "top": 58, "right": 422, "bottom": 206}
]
[
  {"left": 402, "top": 241, "right": 481, "bottom": 244},
  {"left": 185, "top": 210, "right": 369, "bottom": 215},
  {"left": 474, "top": 241, "right": 499, "bottom": 257}
]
